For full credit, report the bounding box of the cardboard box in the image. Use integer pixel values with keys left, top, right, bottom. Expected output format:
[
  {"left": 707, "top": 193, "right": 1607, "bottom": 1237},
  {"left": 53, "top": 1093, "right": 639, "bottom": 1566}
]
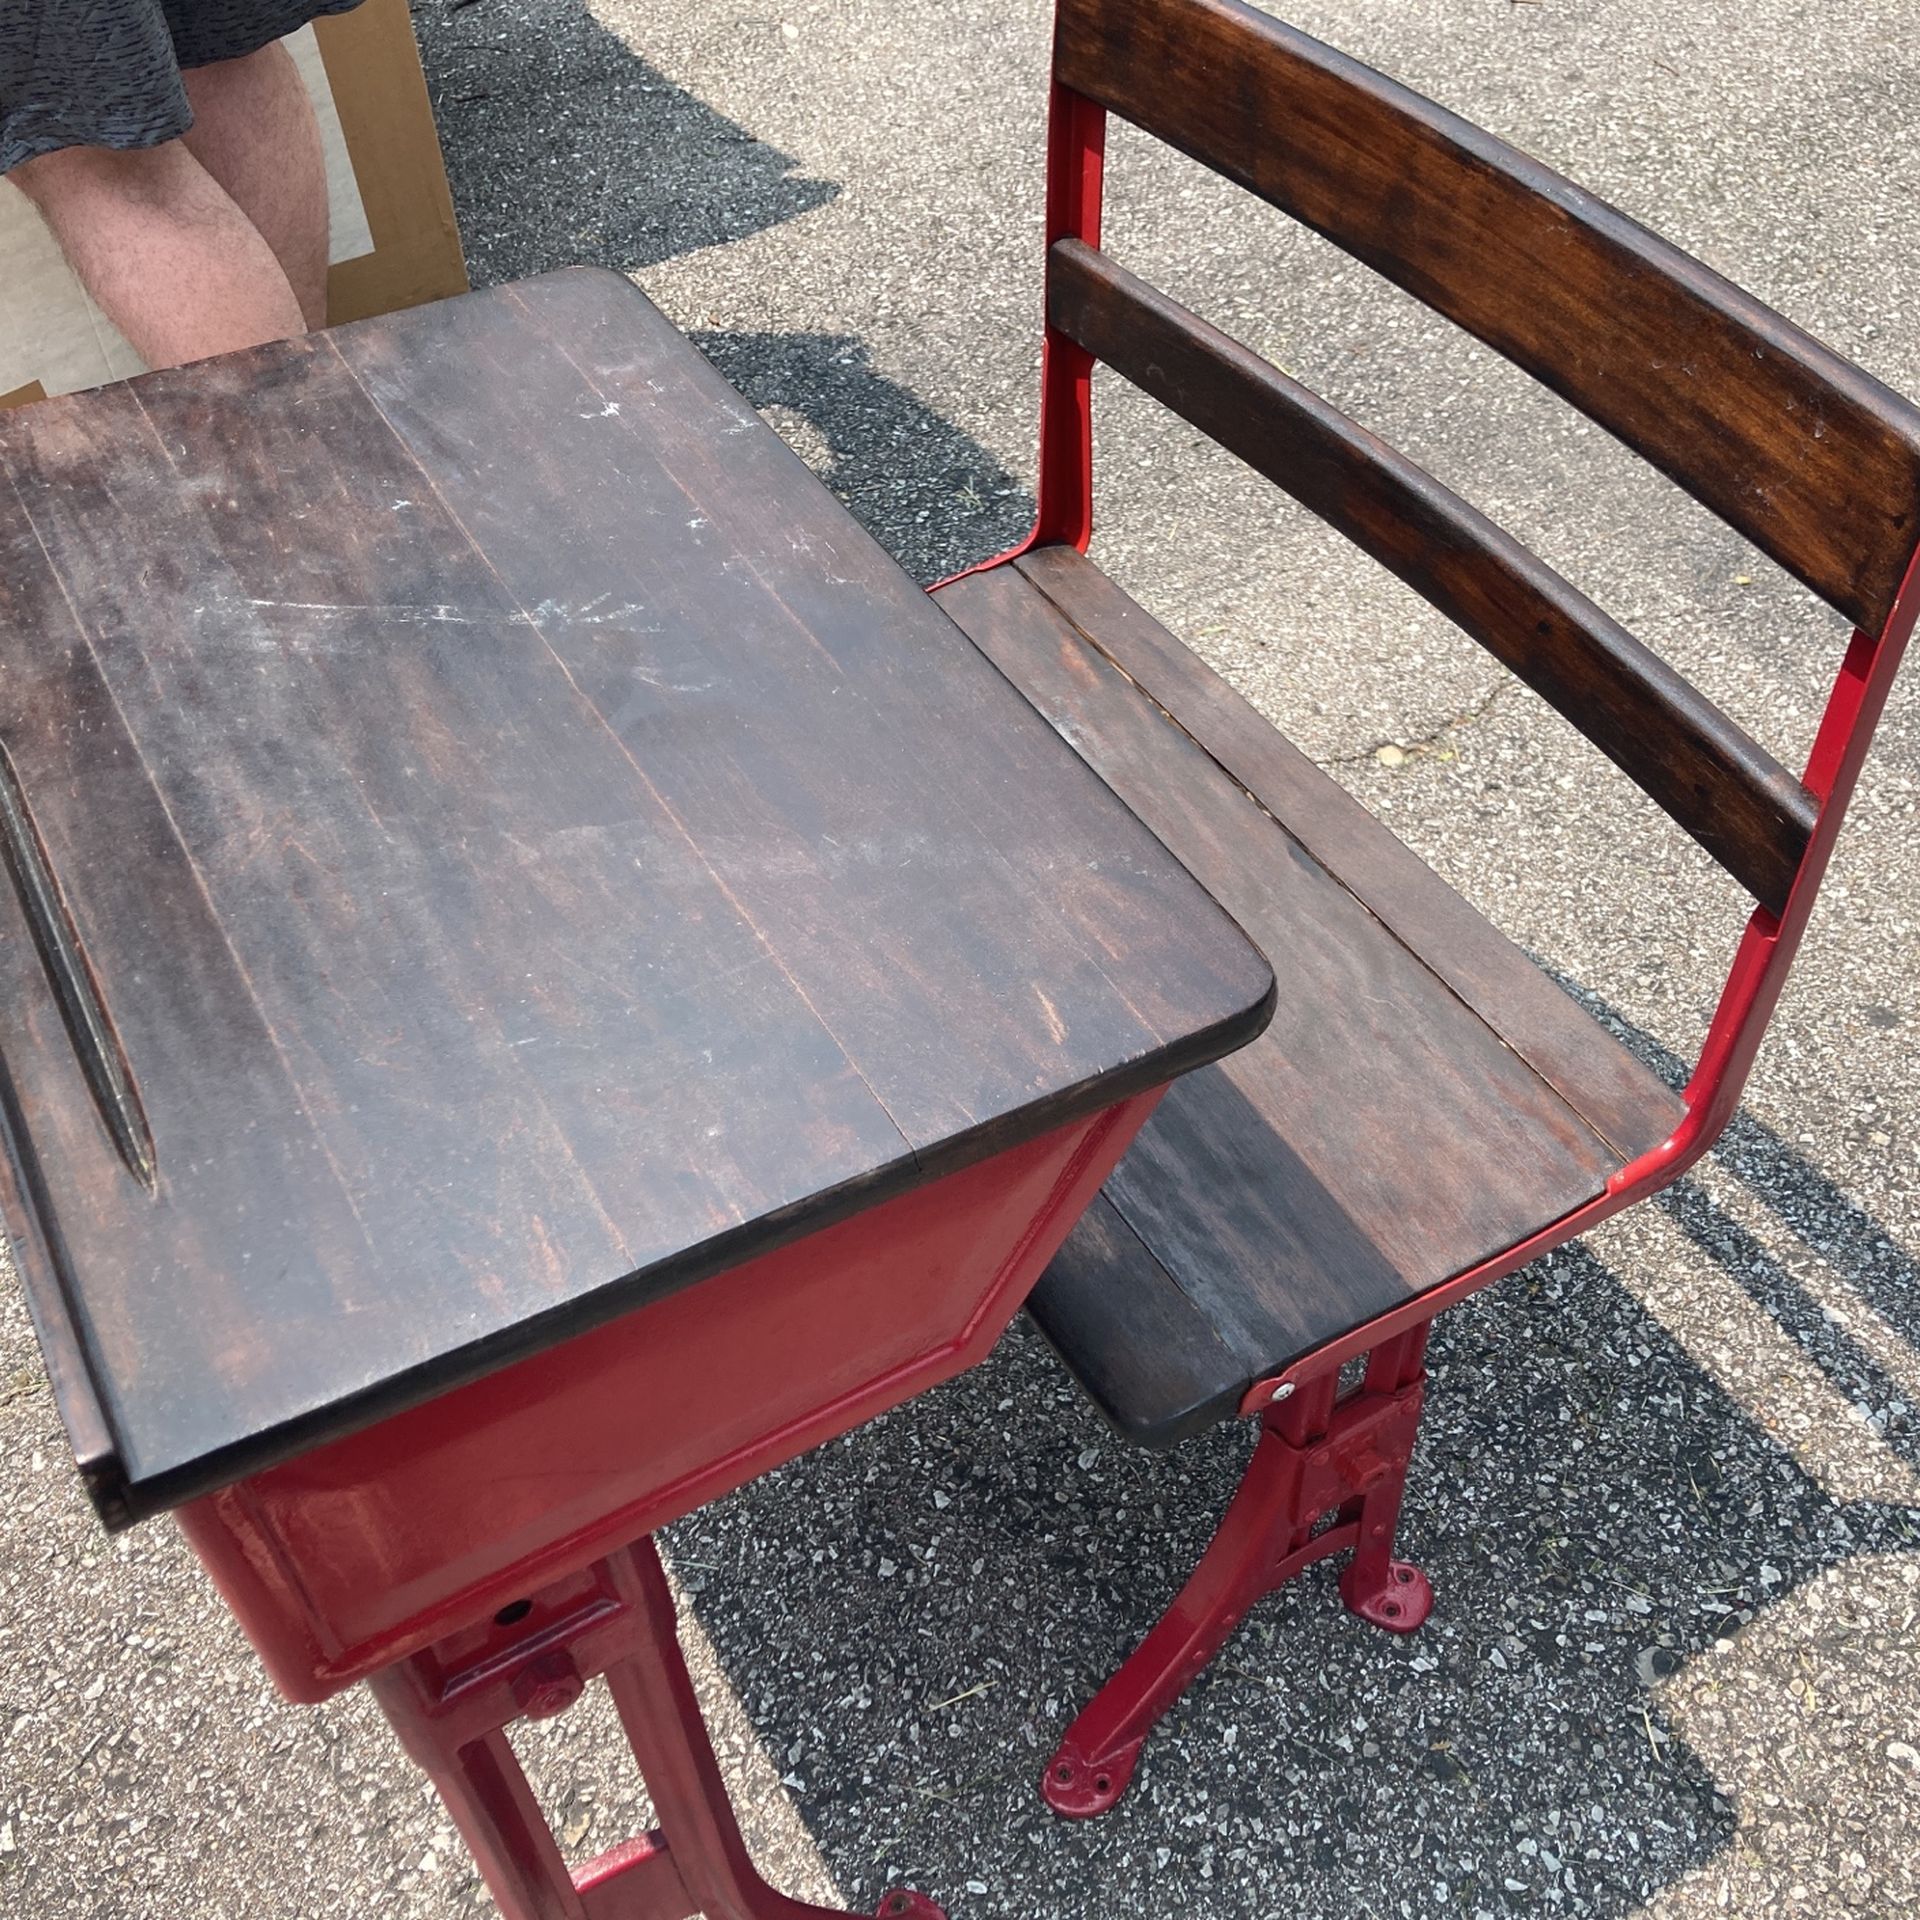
[{"left": 0, "top": 0, "right": 465, "bottom": 411}]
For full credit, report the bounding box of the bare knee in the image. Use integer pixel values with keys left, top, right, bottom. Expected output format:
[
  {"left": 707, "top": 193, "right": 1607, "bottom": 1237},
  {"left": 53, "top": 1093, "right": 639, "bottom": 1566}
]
[
  {"left": 8, "top": 143, "right": 93, "bottom": 208},
  {"left": 183, "top": 40, "right": 299, "bottom": 115},
  {"left": 10, "top": 140, "right": 199, "bottom": 218}
]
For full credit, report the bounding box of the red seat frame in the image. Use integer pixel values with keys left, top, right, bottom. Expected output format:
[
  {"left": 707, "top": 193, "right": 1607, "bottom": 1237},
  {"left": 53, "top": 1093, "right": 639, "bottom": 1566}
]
[{"left": 929, "top": 0, "right": 1920, "bottom": 1819}]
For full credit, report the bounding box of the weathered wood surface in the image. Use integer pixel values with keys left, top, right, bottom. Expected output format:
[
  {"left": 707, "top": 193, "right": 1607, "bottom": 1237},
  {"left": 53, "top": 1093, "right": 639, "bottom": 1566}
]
[
  {"left": 936, "top": 553, "right": 1686, "bottom": 1444},
  {"left": 1009, "top": 549, "right": 1679, "bottom": 1162},
  {"left": 0, "top": 270, "right": 1274, "bottom": 1523},
  {"left": 1054, "top": 0, "right": 1920, "bottom": 636},
  {"left": 1026, "top": 1192, "right": 1248, "bottom": 1443},
  {"left": 1047, "top": 239, "right": 1818, "bottom": 913}
]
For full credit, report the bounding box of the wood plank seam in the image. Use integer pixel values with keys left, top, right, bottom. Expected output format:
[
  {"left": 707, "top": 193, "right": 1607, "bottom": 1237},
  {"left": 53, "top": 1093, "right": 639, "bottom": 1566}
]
[
  {"left": 52, "top": 385, "right": 403, "bottom": 1270},
  {"left": 494, "top": 281, "right": 1210, "bottom": 1101},
  {"left": 1087, "top": 1181, "right": 1242, "bottom": 1369},
  {"left": 326, "top": 328, "right": 926, "bottom": 1170}
]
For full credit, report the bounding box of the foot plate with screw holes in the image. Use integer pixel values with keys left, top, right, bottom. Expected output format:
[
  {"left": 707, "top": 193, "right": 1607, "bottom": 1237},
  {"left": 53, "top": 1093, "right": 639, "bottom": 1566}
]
[
  {"left": 1039, "top": 1739, "right": 1143, "bottom": 1820},
  {"left": 1340, "top": 1558, "right": 1433, "bottom": 1633}
]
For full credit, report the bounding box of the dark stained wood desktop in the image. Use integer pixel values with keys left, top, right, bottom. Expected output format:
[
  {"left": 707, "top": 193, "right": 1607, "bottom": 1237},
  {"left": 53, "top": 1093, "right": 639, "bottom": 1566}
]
[{"left": 0, "top": 269, "right": 1274, "bottom": 1527}]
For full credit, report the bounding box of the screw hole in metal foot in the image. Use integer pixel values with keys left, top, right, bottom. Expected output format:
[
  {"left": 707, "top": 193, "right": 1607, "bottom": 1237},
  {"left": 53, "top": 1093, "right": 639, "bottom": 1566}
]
[
  {"left": 1340, "top": 1558, "right": 1434, "bottom": 1634},
  {"left": 873, "top": 1890, "right": 947, "bottom": 1919},
  {"left": 1040, "top": 1746, "right": 1139, "bottom": 1820}
]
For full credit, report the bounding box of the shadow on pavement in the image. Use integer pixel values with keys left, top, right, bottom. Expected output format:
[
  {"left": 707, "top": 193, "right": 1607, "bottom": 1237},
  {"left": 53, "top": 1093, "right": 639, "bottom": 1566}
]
[
  {"left": 1558, "top": 975, "right": 1920, "bottom": 1471},
  {"left": 692, "top": 329, "right": 1035, "bottom": 585},
  {"left": 667, "top": 992, "right": 1920, "bottom": 1917},
  {"left": 411, "top": 0, "right": 838, "bottom": 285},
  {"left": 410, "top": 0, "right": 1035, "bottom": 582}
]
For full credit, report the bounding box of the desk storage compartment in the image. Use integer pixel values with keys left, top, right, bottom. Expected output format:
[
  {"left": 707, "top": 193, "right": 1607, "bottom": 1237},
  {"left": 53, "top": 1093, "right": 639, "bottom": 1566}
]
[{"left": 178, "top": 1092, "right": 1160, "bottom": 1700}]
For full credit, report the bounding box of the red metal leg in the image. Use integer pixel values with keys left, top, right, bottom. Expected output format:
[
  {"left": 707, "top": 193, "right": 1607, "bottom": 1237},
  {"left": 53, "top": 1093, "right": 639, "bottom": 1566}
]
[
  {"left": 1040, "top": 1377, "right": 1330, "bottom": 1820},
  {"left": 1041, "top": 1327, "right": 1434, "bottom": 1820},
  {"left": 1337, "top": 1325, "right": 1435, "bottom": 1632},
  {"left": 368, "top": 1537, "right": 944, "bottom": 1920}
]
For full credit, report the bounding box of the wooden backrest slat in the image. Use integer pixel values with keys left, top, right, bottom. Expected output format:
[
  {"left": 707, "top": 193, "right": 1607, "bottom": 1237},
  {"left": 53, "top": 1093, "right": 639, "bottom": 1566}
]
[
  {"left": 1054, "top": 0, "right": 1920, "bottom": 636},
  {"left": 1049, "top": 239, "right": 1818, "bottom": 911}
]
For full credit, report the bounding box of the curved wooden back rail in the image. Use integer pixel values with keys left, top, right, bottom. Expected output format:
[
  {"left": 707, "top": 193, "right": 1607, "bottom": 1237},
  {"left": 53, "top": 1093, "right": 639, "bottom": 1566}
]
[
  {"left": 1033, "top": 0, "right": 1920, "bottom": 1134},
  {"left": 1046, "top": 239, "right": 1818, "bottom": 911},
  {"left": 1051, "top": 0, "right": 1920, "bottom": 635}
]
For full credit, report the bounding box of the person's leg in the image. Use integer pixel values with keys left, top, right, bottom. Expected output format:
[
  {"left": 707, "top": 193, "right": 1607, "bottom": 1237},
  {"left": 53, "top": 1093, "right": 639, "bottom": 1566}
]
[
  {"left": 9, "top": 139, "right": 305, "bottom": 369},
  {"left": 181, "top": 41, "right": 330, "bottom": 329}
]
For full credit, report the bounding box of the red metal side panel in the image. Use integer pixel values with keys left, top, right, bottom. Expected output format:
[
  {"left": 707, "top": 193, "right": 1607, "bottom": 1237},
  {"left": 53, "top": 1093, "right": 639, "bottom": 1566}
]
[{"left": 179, "top": 1091, "right": 1162, "bottom": 1700}]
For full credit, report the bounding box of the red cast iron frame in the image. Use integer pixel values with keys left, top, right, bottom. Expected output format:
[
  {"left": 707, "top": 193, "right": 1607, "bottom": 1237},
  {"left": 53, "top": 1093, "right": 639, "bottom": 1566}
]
[
  {"left": 373, "top": 1535, "right": 943, "bottom": 1920},
  {"left": 179, "top": 1093, "right": 1166, "bottom": 1914},
  {"left": 927, "top": 78, "right": 1920, "bottom": 1820}
]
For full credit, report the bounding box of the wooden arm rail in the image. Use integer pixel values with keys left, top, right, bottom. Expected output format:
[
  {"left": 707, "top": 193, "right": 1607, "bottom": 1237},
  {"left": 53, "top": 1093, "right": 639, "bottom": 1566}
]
[{"left": 1048, "top": 237, "right": 1819, "bottom": 912}]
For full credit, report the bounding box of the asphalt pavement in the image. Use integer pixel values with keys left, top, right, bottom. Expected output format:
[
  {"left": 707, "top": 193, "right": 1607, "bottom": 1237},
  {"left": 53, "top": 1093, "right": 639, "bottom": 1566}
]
[{"left": 3, "top": 3, "right": 1918, "bottom": 1917}]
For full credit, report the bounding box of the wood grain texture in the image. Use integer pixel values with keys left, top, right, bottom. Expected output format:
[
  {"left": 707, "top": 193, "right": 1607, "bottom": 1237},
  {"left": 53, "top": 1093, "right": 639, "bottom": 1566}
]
[
  {"left": 935, "top": 558, "right": 1685, "bottom": 1441},
  {"left": 1054, "top": 0, "right": 1920, "bottom": 636},
  {"left": 1026, "top": 1193, "right": 1246, "bottom": 1446},
  {"left": 1048, "top": 241, "right": 1816, "bottom": 911},
  {"left": 0, "top": 270, "right": 1273, "bottom": 1522},
  {"left": 1014, "top": 545, "right": 1688, "bottom": 1163}
]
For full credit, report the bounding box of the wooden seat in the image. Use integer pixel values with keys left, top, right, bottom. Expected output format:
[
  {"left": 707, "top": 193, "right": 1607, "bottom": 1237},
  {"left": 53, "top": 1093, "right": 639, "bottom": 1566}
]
[
  {"left": 936, "top": 546, "right": 1686, "bottom": 1446},
  {"left": 935, "top": 0, "right": 1920, "bottom": 1826}
]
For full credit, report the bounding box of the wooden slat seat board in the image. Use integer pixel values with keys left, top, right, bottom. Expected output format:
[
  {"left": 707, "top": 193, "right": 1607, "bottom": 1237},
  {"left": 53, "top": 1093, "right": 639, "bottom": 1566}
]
[
  {"left": 934, "top": 548, "right": 1687, "bottom": 1445},
  {"left": 0, "top": 271, "right": 1274, "bottom": 1522}
]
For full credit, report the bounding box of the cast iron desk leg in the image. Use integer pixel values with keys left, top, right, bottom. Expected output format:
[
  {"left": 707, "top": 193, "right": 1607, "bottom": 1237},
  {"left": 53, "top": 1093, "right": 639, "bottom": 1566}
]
[
  {"left": 368, "top": 1536, "right": 944, "bottom": 1920},
  {"left": 1042, "top": 1322, "right": 1435, "bottom": 1820}
]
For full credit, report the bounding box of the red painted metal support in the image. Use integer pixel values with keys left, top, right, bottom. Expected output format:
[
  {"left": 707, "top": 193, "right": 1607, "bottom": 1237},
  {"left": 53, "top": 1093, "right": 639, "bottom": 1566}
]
[
  {"left": 925, "top": 81, "right": 1107, "bottom": 596},
  {"left": 1335, "top": 1324, "right": 1434, "bottom": 1631},
  {"left": 1226, "top": 545, "right": 1920, "bottom": 1414},
  {"left": 1032, "top": 82, "right": 1107, "bottom": 553},
  {"left": 1037, "top": 558, "right": 1914, "bottom": 1821},
  {"left": 1026, "top": 548, "right": 1920, "bottom": 1828},
  {"left": 963, "top": 38, "right": 1920, "bottom": 1839},
  {"left": 369, "top": 1536, "right": 944, "bottom": 1920},
  {"left": 1040, "top": 1325, "right": 1434, "bottom": 1819}
]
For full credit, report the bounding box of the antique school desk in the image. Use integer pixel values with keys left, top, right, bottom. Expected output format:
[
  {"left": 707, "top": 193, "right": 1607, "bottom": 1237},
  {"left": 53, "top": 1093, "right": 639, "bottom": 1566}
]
[{"left": 0, "top": 270, "right": 1274, "bottom": 1920}]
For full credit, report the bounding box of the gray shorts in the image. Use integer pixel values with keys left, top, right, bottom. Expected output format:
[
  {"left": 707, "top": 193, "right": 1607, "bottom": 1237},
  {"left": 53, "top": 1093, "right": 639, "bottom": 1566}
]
[{"left": 1, "top": 1, "right": 364, "bottom": 175}]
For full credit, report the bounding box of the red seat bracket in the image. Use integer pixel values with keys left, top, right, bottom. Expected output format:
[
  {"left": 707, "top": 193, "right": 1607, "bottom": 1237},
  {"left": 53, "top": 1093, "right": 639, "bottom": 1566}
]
[{"left": 1042, "top": 1325, "right": 1434, "bottom": 1819}]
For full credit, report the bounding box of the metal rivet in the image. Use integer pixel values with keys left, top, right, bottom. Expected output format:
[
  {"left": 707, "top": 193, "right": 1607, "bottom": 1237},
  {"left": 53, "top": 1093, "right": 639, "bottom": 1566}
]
[
  {"left": 511, "top": 1651, "right": 583, "bottom": 1722},
  {"left": 1269, "top": 1382, "right": 1295, "bottom": 1403}
]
